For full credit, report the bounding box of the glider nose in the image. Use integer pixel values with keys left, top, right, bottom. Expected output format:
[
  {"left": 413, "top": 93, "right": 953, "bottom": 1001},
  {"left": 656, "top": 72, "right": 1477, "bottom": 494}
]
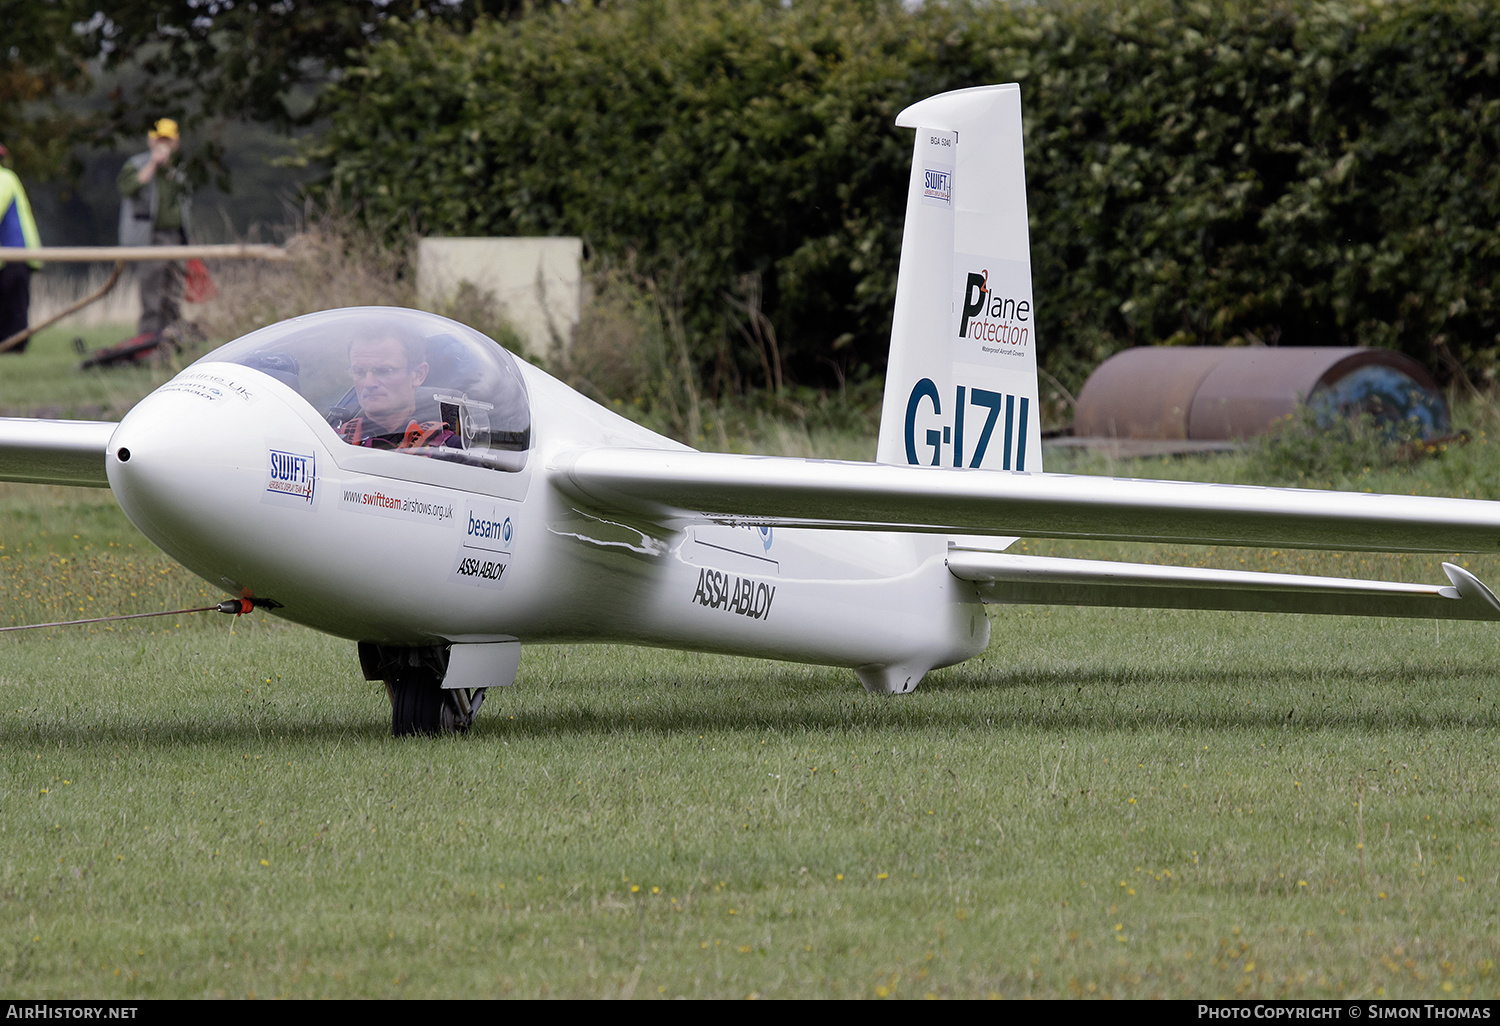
[{"left": 106, "top": 373, "right": 293, "bottom": 583}]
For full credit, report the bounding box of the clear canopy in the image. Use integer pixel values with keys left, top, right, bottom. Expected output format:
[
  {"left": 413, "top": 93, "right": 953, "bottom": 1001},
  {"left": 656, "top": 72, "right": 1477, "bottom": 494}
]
[{"left": 199, "top": 308, "right": 531, "bottom": 472}]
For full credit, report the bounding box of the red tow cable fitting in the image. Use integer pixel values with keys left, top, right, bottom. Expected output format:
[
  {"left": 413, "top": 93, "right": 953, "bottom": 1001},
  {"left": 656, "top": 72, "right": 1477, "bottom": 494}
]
[{"left": 0, "top": 597, "right": 277, "bottom": 633}]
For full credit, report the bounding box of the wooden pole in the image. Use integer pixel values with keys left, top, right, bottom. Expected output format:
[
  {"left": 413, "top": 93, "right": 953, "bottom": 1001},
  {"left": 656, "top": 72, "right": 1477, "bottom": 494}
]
[
  {"left": 0, "top": 243, "right": 291, "bottom": 263},
  {"left": 0, "top": 244, "right": 290, "bottom": 351},
  {"left": 0, "top": 261, "right": 127, "bottom": 354}
]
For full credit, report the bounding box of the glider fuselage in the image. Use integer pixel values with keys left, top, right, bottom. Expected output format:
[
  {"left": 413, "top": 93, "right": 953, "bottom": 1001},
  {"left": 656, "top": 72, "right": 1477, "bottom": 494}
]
[{"left": 106, "top": 353, "right": 988, "bottom": 694}]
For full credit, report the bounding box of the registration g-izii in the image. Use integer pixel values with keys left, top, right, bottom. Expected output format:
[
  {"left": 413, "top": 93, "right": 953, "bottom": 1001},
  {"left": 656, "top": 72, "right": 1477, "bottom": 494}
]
[{"left": 7, "top": 83, "right": 1500, "bottom": 736}]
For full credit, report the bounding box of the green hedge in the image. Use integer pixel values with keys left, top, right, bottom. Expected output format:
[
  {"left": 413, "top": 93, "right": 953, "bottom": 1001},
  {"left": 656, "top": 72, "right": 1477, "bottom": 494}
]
[
  {"left": 1014, "top": 0, "right": 1500, "bottom": 390},
  {"left": 312, "top": 0, "right": 1500, "bottom": 393}
]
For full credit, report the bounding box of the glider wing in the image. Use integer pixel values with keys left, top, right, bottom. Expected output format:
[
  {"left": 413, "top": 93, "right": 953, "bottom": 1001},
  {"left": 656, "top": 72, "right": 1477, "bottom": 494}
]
[
  {"left": 0, "top": 419, "right": 116, "bottom": 487},
  {"left": 552, "top": 447, "right": 1500, "bottom": 555}
]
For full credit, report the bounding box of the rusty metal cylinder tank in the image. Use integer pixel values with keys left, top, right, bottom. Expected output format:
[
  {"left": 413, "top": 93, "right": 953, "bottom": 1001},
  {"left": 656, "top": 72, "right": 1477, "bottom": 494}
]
[{"left": 1072, "top": 347, "right": 1448, "bottom": 441}]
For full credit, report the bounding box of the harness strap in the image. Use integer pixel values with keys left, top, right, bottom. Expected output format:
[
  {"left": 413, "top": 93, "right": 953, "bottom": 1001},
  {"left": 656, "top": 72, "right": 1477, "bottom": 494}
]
[
  {"left": 338, "top": 416, "right": 448, "bottom": 450},
  {"left": 399, "top": 420, "right": 448, "bottom": 449}
]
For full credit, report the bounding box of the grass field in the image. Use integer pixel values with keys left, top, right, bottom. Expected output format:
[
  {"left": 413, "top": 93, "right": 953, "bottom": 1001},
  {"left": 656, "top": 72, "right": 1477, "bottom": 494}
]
[
  {"left": 0, "top": 325, "right": 184, "bottom": 420},
  {"left": 1, "top": 326, "right": 1499, "bottom": 998}
]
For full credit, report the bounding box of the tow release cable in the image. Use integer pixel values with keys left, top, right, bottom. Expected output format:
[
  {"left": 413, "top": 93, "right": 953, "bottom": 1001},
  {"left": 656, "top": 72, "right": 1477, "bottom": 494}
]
[{"left": 0, "top": 597, "right": 274, "bottom": 633}]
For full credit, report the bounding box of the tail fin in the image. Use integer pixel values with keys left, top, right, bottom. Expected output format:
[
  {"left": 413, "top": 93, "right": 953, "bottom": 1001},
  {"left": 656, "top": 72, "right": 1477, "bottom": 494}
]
[{"left": 875, "top": 84, "right": 1042, "bottom": 476}]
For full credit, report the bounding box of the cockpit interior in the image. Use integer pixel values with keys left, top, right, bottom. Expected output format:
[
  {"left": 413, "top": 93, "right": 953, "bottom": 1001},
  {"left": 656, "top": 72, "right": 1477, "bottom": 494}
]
[{"left": 203, "top": 308, "right": 532, "bottom": 472}]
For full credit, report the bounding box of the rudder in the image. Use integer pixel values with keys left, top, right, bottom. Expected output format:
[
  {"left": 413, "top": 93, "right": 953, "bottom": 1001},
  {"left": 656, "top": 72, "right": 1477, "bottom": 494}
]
[{"left": 875, "top": 84, "right": 1043, "bottom": 478}]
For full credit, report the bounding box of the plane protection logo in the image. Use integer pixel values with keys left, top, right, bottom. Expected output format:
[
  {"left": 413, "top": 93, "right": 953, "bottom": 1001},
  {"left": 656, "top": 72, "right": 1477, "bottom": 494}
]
[
  {"left": 953, "top": 256, "right": 1032, "bottom": 360},
  {"left": 904, "top": 377, "right": 1031, "bottom": 471},
  {"left": 265, "top": 448, "right": 315, "bottom": 505}
]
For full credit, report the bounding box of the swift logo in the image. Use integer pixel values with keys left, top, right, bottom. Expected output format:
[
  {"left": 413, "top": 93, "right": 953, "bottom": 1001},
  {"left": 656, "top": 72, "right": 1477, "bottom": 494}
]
[
  {"left": 266, "top": 449, "right": 315, "bottom": 503},
  {"left": 919, "top": 129, "right": 955, "bottom": 210},
  {"left": 923, "top": 167, "right": 952, "bottom": 205},
  {"left": 904, "top": 378, "right": 1030, "bottom": 470}
]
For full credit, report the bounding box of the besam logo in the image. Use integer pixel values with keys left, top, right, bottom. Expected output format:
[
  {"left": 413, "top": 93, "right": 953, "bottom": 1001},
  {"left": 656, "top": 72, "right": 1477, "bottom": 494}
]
[{"left": 463, "top": 504, "right": 515, "bottom": 554}]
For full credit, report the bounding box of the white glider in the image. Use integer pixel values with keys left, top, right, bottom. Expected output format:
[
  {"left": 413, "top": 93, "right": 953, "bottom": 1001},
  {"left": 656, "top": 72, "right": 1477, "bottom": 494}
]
[{"left": 2, "top": 84, "right": 1497, "bottom": 735}]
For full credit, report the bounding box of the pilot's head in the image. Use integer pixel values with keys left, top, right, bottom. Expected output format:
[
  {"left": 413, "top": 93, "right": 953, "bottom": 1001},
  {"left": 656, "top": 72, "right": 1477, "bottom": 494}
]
[{"left": 348, "top": 333, "right": 429, "bottom": 432}]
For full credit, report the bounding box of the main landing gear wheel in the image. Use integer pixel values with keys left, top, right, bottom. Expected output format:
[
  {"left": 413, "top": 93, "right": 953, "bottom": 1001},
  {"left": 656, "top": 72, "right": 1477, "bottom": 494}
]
[
  {"left": 387, "top": 673, "right": 484, "bottom": 737},
  {"left": 359, "top": 641, "right": 486, "bottom": 737}
]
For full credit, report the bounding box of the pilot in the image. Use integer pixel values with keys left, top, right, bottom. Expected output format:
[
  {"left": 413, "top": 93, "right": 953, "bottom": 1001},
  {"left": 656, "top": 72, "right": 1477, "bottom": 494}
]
[{"left": 337, "top": 332, "right": 457, "bottom": 451}]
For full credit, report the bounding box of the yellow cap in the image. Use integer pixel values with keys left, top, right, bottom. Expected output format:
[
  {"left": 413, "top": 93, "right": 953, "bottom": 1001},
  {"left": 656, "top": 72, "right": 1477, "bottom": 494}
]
[{"left": 148, "top": 118, "right": 179, "bottom": 141}]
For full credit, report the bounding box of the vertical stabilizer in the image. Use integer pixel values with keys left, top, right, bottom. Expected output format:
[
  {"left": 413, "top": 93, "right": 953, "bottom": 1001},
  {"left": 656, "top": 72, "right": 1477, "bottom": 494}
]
[{"left": 875, "top": 84, "right": 1042, "bottom": 478}]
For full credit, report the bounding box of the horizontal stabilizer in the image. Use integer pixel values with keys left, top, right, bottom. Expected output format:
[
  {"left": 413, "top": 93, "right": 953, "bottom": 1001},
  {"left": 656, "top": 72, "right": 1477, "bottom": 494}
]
[
  {"left": 0, "top": 419, "right": 117, "bottom": 487},
  {"left": 948, "top": 550, "right": 1500, "bottom": 621}
]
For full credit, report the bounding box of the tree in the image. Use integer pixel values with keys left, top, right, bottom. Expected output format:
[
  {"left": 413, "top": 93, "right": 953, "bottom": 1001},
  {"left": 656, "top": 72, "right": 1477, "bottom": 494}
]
[
  {"left": 85, "top": 1, "right": 509, "bottom": 133},
  {"left": 1, "top": 0, "right": 99, "bottom": 178},
  {"left": 3, "top": 1, "right": 520, "bottom": 179}
]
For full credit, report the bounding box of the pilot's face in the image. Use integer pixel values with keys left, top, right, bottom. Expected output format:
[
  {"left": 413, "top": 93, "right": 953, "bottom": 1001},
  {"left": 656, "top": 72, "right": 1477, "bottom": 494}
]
[{"left": 348, "top": 336, "right": 428, "bottom": 431}]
